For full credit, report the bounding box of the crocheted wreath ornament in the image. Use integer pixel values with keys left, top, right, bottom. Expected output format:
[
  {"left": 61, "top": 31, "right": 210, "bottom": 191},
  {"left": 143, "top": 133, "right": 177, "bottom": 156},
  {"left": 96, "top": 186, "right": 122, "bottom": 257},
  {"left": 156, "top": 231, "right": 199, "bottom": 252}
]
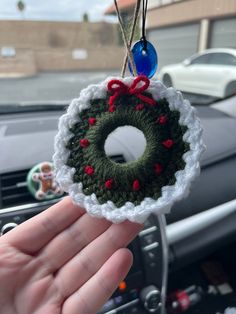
[{"left": 53, "top": 76, "right": 204, "bottom": 223}]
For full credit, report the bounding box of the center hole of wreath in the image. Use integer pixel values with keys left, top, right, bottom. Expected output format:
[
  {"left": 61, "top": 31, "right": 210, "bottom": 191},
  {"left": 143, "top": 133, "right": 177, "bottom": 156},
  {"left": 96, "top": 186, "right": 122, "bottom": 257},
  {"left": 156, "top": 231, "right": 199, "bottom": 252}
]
[{"left": 104, "top": 126, "right": 147, "bottom": 162}]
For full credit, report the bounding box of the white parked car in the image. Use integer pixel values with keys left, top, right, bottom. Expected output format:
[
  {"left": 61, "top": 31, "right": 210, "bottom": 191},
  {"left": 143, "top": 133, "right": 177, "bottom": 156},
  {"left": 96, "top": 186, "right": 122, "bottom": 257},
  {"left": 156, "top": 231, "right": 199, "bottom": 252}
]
[{"left": 159, "top": 48, "right": 236, "bottom": 98}]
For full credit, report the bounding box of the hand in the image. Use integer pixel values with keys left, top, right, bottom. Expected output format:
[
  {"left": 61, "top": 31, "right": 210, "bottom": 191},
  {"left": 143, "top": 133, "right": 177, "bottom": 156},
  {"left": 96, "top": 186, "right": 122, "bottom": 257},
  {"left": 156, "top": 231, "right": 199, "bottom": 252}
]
[{"left": 0, "top": 197, "right": 142, "bottom": 314}]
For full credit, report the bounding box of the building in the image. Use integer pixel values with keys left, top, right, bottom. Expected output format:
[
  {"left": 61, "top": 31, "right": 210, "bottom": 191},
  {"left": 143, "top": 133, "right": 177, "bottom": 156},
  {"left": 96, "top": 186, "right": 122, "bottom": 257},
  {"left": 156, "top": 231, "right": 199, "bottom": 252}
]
[
  {"left": 105, "top": 0, "right": 137, "bottom": 23},
  {"left": 106, "top": 0, "right": 236, "bottom": 68},
  {"left": 105, "top": 0, "right": 140, "bottom": 44},
  {"left": 0, "top": 20, "right": 123, "bottom": 76}
]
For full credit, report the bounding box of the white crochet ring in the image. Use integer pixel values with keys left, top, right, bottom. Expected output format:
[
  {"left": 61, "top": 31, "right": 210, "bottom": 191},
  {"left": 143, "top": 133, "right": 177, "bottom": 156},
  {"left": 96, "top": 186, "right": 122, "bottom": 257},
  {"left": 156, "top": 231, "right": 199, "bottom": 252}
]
[{"left": 53, "top": 76, "right": 205, "bottom": 224}]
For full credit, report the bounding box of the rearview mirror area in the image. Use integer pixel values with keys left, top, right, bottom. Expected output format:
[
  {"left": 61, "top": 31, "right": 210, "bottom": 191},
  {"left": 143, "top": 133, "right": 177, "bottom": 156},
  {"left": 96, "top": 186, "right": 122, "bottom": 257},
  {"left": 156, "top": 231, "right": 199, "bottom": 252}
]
[{"left": 183, "top": 58, "right": 191, "bottom": 66}]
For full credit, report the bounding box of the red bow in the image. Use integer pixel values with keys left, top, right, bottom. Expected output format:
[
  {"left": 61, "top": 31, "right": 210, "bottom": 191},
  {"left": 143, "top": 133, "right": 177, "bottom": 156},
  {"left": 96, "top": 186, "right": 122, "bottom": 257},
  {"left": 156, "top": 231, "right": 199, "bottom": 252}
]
[{"left": 107, "top": 76, "right": 156, "bottom": 108}]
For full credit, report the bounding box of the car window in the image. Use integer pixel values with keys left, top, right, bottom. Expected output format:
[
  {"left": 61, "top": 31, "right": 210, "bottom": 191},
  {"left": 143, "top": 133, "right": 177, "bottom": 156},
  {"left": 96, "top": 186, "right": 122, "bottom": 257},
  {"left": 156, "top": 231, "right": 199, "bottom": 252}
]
[
  {"left": 190, "top": 54, "right": 211, "bottom": 65},
  {"left": 208, "top": 53, "right": 236, "bottom": 66},
  {"left": 0, "top": 1, "right": 235, "bottom": 107}
]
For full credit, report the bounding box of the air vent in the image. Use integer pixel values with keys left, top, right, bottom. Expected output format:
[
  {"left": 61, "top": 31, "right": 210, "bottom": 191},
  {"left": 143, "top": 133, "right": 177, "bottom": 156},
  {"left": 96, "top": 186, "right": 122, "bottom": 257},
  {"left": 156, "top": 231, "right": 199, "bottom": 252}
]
[
  {"left": 0, "top": 169, "right": 35, "bottom": 208},
  {"left": 0, "top": 159, "right": 126, "bottom": 208}
]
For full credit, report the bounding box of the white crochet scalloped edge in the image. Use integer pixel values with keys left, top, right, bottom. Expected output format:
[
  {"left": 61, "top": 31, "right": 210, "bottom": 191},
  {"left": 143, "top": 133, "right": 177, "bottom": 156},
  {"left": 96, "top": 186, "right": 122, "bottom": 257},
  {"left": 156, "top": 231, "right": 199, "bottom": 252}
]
[{"left": 53, "top": 76, "right": 205, "bottom": 224}]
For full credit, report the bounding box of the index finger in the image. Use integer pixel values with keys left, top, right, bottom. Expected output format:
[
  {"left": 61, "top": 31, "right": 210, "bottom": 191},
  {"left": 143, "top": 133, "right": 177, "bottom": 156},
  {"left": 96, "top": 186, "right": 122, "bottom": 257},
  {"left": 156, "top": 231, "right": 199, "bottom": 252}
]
[{"left": 3, "top": 197, "right": 85, "bottom": 254}]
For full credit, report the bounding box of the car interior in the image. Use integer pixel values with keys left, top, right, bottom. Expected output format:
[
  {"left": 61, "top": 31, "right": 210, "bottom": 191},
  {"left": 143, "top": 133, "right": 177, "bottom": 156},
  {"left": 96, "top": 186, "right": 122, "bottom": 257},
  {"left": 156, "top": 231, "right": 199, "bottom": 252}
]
[
  {"left": 1, "top": 94, "right": 236, "bottom": 313},
  {"left": 1, "top": 0, "right": 236, "bottom": 314}
]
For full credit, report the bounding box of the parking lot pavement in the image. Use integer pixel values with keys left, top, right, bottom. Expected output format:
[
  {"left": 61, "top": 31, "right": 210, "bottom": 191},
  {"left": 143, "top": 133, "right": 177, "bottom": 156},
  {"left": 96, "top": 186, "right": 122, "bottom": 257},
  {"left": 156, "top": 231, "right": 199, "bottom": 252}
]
[
  {"left": 0, "top": 71, "right": 116, "bottom": 104},
  {"left": 0, "top": 71, "right": 216, "bottom": 106}
]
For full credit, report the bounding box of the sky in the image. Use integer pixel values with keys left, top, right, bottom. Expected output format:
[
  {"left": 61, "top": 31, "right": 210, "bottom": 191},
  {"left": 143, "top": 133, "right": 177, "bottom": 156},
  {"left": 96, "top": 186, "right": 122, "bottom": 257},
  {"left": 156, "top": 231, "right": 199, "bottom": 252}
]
[{"left": 0, "top": 0, "right": 116, "bottom": 22}]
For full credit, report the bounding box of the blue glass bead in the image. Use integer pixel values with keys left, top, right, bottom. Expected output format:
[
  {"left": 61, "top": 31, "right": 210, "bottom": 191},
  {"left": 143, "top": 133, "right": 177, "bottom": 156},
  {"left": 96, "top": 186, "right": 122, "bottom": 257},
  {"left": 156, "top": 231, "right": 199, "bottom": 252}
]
[{"left": 129, "top": 40, "right": 158, "bottom": 78}]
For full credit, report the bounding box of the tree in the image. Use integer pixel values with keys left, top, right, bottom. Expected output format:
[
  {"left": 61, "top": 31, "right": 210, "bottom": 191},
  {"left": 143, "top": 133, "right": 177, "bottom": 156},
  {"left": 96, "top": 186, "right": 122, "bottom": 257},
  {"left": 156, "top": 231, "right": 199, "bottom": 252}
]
[
  {"left": 17, "top": 0, "right": 25, "bottom": 19},
  {"left": 83, "top": 12, "right": 89, "bottom": 22}
]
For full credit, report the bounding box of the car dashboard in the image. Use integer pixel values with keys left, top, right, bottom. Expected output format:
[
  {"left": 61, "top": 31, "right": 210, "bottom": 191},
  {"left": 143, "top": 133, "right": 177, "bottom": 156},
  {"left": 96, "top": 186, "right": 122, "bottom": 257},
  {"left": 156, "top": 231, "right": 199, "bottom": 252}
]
[{"left": 1, "top": 99, "right": 236, "bottom": 313}]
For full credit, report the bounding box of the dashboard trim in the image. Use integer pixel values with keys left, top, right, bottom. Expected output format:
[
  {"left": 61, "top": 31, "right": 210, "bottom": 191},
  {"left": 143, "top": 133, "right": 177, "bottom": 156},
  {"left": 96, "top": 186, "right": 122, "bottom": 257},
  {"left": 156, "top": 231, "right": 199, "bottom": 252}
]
[
  {"left": 167, "top": 198, "right": 236, "bottom": 244},
  {"left": 104, "top": 299, "right": 139, "bottom": 314},
  {"left": 1, "top": 198, "right": 236, "bottom": 247},
  {"left": 0, "top": 198, "right": 61, "bottom": 214},
  {"left": 139, "top": 226, "right": 157, "bottom": 236},
  {"left": 143, "top": 242, "right": 159, "bottom": 251}
]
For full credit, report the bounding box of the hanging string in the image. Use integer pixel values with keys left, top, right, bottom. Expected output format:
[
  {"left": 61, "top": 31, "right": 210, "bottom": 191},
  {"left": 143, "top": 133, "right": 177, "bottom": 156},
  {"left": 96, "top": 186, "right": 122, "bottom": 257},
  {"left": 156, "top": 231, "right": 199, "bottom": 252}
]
[
  {"left": 141, "top": 0, "right": 148, "bottom": 50},
  {"left": 121, "top": 0, "right": 141, "bottom": 77},
  {"left": 114, "top": 0, "right": 150, "bottom": 77},
  {"left": 114, "top": 0, "right": 139, "bottom": 77}
]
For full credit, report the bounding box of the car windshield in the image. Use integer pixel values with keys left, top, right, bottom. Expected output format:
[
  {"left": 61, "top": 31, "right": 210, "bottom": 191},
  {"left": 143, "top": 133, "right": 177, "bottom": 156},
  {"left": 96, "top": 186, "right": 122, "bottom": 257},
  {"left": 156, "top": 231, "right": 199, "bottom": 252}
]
[{"left": 0, "top": 1, "right": 235, "bottom": 110}]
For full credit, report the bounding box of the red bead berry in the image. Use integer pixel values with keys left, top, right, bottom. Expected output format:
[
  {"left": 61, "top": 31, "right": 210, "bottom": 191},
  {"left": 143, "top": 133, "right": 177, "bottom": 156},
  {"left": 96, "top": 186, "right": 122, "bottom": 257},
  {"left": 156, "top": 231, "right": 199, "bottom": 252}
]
[
  {"left": 162, "top": 139, "right": 174, "bottom": 149},
  {"left": 105, "top": 179, "right": 114, "bottom": 189},
  {"left": 157, "top": 115, "right": 168, "bottom": 124},
  {"left": 80, "top": 138, "right": 90, "bottom": 148},
  {"left": 84, "top": 166, "right": 94, "bottom": 176},
  {"left": 135, "top": 104, "right": 144, "bottom": 111},
  {"left": 132, "top": 179, "right": 141, "bottom": 191},
  {"left": 109, "top": 105, "right": 116, "bottom": 113},
  {"left": 154, "top": 163, "right": 163, "bottom": 174},
  {"left": 88, "top": 117, "right": 96, "bottom": 125}
]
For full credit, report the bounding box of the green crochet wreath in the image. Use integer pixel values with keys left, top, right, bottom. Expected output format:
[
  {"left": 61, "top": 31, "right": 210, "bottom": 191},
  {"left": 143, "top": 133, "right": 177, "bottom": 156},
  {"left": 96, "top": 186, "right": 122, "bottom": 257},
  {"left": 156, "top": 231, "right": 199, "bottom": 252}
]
[{"left": 65, "top": 83, "right": 189, "bottom": 208}]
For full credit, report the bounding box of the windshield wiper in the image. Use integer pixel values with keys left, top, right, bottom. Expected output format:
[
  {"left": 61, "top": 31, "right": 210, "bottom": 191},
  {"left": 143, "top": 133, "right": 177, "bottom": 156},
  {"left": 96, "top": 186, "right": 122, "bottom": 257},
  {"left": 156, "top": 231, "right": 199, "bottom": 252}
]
[
  {"left": 182, "top": 92, "right": 219, "bottom": 106},
  {"left": 0, "top": 101, "right": 68, "bottom": 114}
]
